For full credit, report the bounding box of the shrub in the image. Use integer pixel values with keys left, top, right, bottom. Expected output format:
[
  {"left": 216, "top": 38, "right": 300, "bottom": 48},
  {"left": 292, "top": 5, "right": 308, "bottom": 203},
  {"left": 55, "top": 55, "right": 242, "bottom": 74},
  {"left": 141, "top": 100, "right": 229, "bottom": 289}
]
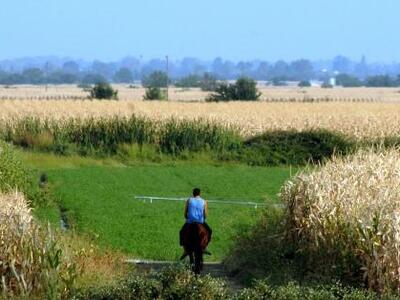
[
  {"left": 207, "top": 77, "right": 261, "bottom": 101},
  {"left": 89, "top": 82, "right": 118, "bottom": 100},
  {"left": 281, "top": 149, "right": 400, "bottom": 292},
  {"left": 143, "top": 86, "right": 166, "bottom": 100},
  {"left": 241, "top": 129, "right": 354, "bottom": 166},
  {"left": 76, "top": 265, "right": 229, "bottom": 300},
  {"left": 234, "top": 281, "right": 377, "bottom": 300},
  {"left": 175, "top": 74, "right": 201, "bottom": 88},
  {"left": 298, "top": 80, "right": 311, "bottom": 87},
  {"left": 224, "top": 207, "right": 294, "bottom": 284},
  {"left": 0, "top": 141, "right": 41, "bottom": 202}
]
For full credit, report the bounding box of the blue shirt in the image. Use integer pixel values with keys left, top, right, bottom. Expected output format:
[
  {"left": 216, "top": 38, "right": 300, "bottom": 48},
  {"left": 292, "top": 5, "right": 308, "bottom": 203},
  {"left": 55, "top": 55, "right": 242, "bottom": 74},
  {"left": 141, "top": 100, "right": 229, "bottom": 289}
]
[{"left": 186, "top": 197, "right": 205, "bottom": 224}]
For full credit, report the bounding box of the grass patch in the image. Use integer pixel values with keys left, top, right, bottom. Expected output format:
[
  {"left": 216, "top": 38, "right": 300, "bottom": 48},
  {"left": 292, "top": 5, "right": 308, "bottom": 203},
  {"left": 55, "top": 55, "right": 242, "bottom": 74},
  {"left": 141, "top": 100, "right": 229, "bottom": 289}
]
[{"left": 21, "top": 151, "right": 294, "bottom": 261}]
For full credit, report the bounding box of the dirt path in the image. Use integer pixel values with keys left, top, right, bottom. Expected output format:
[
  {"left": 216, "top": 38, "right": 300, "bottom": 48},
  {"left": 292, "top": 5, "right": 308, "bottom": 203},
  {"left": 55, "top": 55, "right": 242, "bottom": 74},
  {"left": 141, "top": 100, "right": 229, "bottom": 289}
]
[{"left": 127, "top": 259, "right": 244, "bottom": 292}]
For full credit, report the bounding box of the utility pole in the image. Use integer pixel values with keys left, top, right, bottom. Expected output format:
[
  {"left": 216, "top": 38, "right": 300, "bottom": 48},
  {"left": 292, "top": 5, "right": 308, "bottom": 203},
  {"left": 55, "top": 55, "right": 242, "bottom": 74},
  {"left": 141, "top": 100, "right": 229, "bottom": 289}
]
[
  {"left": 165, "top": 55, "right": 169, "bottom": 101},
  {"left": 45, "top": 62, "right": 49, "bottom": 92}
]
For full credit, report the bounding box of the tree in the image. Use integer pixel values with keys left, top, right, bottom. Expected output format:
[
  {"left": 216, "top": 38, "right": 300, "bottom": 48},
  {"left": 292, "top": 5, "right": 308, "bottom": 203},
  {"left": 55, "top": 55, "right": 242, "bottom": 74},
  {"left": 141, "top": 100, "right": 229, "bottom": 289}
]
[
  {"left": 298, "top": 80, "right": 311, "bottom": 87},
  {"left": 290, "top": 59, "right": 314, "bottom": 80},
  {"left": 175, "top": 74, "right": 201, "bottom": 88},
  {"left": 365, "top": 75, "right": 398, "bottom": 87},
  {"left": 199, "top": 73, "right": 218, "bottom": 91},
  {"left": 113, "top": 68, "right": 134, "bottom": 83},
  {"left": 271, "top": 60, "right": 290, "bottom": 79},
  {"left": 81, "top": 73, "right": 107, "bottom": 85},
  {"left": 271, "top": 77, "right": 288, "bottom": 86},
  {"left": 48, "top": 71, "right": 78, "bottom": 84},
  {"left": 142, "top": 71, "right": 168, "bottom": 88},
  {"left": 143, "top": 87, "right": 165, "bottom": 100},
  {"left": 335, "top": 74, "right": 362, "bottom": 87},
  {"left": 89, "top": 82, "right": 118, "bottom": 100},
  {"left": 22, "top": 68, "right": 45, "bottom": 84},
  {"left": 62, "top": 61, "right": 80, "bottom": 74},
  {"left": 332, "top": 56, "right": 351, "bottom": 73},
  {"left": 91, "top": 60, "right": 113, "bottom": 80},
  {"left": 207, "top": 77, "right": 261, "bottom": 101}
]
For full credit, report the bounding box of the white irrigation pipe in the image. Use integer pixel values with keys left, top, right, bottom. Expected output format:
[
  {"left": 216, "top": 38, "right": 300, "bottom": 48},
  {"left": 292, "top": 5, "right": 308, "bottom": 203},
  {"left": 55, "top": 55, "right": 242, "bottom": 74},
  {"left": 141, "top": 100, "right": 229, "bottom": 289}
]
[{"left": 134, "top": 196, "right": 284, "bottom": 209}]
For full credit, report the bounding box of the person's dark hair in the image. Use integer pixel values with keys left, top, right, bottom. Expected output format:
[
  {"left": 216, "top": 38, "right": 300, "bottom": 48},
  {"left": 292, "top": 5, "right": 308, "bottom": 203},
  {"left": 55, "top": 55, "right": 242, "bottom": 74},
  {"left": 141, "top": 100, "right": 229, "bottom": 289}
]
[{"left": 193, "top": 188, "right": 201, "bottom": 197}]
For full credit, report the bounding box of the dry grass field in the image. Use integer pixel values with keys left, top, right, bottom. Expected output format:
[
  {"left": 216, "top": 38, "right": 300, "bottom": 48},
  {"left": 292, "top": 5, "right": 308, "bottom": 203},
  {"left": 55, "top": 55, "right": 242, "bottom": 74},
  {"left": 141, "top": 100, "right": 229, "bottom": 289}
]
[
  {"left": 1, "top": 84, "right": 400, "bottom": 102},
  {"left": 1, "top": 100, "right": 400, "bottom": 139}
]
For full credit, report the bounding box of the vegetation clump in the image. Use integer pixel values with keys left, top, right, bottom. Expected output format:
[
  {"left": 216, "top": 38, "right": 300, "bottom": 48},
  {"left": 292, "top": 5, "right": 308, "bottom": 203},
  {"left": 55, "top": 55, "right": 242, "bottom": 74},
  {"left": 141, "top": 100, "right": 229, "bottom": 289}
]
[
  {"left": 143, "top": 86, "right": 166, "bottom": 100},
  {"left": 76, "top": 265, "right": 228, "bottom": 300},
  {"left": 90, "top": 82, "right": 118, "bottom": 100},
  {"left": 207, "top": 77, "right": 261, "bottom": 101},
  {"left": 335, "top": 74, "right": 363, "bottom": 87},
  {"left": 142, "top": 71, "right": 169, "bottom": 88},
  {"left": 241, "top": 129, "right": 354, "bottom": 165},
  {"left": 298, "top": 80, "right": 311, "bottom": 87}
]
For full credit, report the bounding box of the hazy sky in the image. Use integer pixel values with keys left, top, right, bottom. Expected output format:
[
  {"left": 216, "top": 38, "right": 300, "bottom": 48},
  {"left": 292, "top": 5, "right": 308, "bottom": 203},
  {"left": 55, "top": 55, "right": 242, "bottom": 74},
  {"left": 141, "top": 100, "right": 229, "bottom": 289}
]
[{"left": 0, "top": 0, "right": 399, "bottom": 62}]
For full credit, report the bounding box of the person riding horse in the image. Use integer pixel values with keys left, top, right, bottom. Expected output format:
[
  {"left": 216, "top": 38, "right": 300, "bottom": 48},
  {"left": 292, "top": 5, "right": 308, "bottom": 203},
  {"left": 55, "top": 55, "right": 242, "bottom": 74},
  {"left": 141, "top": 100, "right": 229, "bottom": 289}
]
[{"left": 179, "top": 188, "right": 212, "bottom": 259}]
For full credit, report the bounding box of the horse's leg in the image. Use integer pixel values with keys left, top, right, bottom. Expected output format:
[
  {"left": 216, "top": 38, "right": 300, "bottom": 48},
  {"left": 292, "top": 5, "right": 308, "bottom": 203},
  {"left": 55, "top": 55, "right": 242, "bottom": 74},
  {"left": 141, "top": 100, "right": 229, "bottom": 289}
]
[
  {"left": 189, "top": 251, "right": 195, "bottom": 271},
  {"left": 194, "top": 249, "right": 203, "bottom": 275},
  {"left": 180, "top": 247, "right": 188, "bottom": 260}
]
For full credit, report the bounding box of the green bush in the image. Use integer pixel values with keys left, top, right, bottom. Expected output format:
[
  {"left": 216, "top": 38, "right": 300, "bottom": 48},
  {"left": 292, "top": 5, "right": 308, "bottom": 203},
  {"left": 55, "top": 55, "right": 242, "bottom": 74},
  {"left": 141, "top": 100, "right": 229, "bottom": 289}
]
[
  {"left": 76, "top": 265, "right": 229, "bottom": 300},
  {"left": 224, "top": 207, "right": 293, "bottom": 284},
  {"left": 234, "top": 281, "right": 378, "bottom": 300},
  {"left": 143, "top": 86, "right": 166, "bottom": 100},
  {"left": 207, "top": 77, "right": 261, "bottom": 101},
  {"left": 241, "top": 129, "right": 355, "bottom": 166},
  {"left": 90, "top": 82, "right": 118, "bottom": 100},
  {"left": 298, "top": 80, "right": 311, "bottom": 87},
  {"left": 0, "top": 141, "right": 43, "bottom": 203}
]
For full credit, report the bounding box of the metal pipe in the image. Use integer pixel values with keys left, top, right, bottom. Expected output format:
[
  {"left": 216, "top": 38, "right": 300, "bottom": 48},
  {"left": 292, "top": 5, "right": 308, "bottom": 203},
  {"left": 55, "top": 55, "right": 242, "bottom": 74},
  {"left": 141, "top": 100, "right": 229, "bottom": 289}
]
[{"left": 134, "top": 196, "right": 284, "bottom": 208}]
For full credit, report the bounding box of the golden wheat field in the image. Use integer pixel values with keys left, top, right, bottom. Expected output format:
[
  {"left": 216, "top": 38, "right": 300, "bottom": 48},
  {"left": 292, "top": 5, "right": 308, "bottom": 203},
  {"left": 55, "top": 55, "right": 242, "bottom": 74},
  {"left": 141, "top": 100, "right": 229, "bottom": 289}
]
[
  {"left": 1, "top": 84, "right": 400, "bottom": 102},
  {"left": 2, "top": 99, "right": 400, "bottom": 139}
]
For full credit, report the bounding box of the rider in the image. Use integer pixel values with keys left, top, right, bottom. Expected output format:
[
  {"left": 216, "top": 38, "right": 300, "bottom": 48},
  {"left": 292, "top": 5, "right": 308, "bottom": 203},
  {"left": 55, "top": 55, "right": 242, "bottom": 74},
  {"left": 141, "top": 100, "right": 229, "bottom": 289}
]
[{"left": 179, "top": 188, "right": 212, "bottom": 255}]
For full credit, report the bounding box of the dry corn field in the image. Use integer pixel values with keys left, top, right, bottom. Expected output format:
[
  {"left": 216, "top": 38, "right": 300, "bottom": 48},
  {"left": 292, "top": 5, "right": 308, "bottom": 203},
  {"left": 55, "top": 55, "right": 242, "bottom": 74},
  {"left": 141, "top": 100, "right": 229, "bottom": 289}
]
[
  {"left": 2, "top": 100, "right": 400, "bottom": 139},
  {"left": 1, "top": 84, "right": 400, "bottom": 102},
  {"left": 281, "top": 149, "right": 400, "bottom": 292},
  {"left": 0, "top": 191, "right": 65, "bottom": 296}
]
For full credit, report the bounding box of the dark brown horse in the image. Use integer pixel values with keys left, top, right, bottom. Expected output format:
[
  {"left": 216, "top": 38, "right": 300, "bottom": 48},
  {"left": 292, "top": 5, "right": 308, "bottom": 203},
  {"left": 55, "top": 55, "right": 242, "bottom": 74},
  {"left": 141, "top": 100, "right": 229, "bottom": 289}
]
[{"left": 180, "top": 223, "right": 209, "bottom": 274}]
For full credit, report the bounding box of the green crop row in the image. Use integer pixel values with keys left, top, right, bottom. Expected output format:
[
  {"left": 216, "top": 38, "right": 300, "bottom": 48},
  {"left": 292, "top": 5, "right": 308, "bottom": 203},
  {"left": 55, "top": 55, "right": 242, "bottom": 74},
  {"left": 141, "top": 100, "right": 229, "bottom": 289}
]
[{"left": 0, "top": 115, "right": 364, "bottom": 166}]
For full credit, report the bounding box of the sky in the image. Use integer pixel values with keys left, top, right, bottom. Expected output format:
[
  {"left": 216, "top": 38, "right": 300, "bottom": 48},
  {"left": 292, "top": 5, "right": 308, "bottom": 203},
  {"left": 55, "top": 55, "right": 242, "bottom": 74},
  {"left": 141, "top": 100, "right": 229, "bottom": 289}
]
[{"left": 0, "top": 0, "right": 399, "bottom": 62}]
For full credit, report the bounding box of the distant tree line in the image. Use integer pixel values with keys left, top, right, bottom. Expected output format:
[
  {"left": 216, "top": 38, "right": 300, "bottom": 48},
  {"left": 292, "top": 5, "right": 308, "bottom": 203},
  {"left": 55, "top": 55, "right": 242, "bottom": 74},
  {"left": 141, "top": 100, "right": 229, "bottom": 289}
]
[
  {"left": 1, "top": 55, "right": 400, "bottom": 86},
  {"left": 335, "top": 74, "right": 400, "bottom": 87}
]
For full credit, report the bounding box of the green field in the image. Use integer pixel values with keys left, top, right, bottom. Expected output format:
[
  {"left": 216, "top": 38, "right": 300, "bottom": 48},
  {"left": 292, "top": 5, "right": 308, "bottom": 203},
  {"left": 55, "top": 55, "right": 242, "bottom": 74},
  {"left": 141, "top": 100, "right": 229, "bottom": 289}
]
[{"left": 22, "top": 152, "right": 295, "bottom": 261}]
